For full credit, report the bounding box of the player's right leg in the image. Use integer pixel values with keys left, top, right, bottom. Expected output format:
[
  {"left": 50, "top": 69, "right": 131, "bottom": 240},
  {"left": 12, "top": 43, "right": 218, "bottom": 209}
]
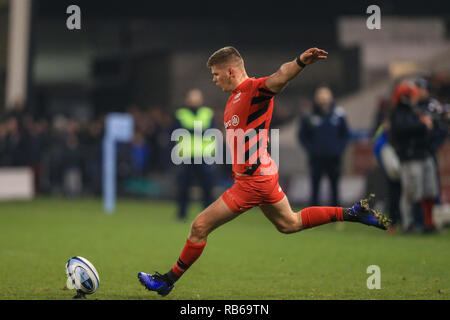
[{"left": 138, "top": 196, "right": 241, "bottom": 296}]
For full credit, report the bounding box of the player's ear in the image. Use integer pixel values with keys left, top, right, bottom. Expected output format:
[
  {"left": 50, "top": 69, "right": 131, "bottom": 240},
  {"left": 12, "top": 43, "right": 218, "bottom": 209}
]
[{"left": 228, "top": 67, "right": 233, "bottom": 77}]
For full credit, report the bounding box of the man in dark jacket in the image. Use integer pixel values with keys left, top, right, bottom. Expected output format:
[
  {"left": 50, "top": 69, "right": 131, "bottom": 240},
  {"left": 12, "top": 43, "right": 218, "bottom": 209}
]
[
  {"left": 299, "top": 85, "right": 350, "bottom": 206},
  {"left": 414, "top": 78, "right": 448, "bottom": 232},
  {"left": 390, "top": 81, "right": 439, "bottom": 233}
]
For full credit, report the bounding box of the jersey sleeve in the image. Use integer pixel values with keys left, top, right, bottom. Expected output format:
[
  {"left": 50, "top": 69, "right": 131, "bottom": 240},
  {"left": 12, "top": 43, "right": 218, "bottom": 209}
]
[{"left": 253, "top": 77, "right": 276, "bottom": 97}]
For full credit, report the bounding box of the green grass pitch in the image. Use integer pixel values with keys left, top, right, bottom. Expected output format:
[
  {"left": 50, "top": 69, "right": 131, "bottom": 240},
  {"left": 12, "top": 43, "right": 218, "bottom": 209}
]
[{"left": 0, "top": 197, "right": 449, "bottom": 300}]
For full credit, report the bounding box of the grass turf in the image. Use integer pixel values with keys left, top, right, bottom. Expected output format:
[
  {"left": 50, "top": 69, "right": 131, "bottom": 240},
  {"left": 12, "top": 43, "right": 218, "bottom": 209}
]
[{"left": 0, "top": 197, "right": 449, "bottom": 300}]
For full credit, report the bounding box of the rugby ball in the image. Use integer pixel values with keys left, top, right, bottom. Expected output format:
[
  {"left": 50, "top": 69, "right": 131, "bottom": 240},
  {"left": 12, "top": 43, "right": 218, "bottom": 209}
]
[{"left": 65, "top": 256, "right": 100, "bottom": 294}]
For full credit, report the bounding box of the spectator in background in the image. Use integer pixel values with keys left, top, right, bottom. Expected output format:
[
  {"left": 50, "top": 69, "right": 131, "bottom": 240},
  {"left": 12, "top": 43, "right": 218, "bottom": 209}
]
[
  {"left": 1, "top": 112, "right": 30, "bottom": 167},
  {"left": 130, "top": 130, "right": 150, "bottom": 177},
  {"left": 390, "top": 81, "right": 439, "bottom": 233},
  {"left": 416, "top": 78, "right": 448, "bottom": 155},
  {"left": 26, "top": 116, "right": 49, "bottom": 194},
  {"left": 372, "top": 97, "right": 392, "bottom": 131},
  {"left": 44, "top": 115, "right": 68, "bottom": 194},
  {"left": 61, "top": 131, "right": 83, "bottom": 197},
  {"left": 373, "top": 117, "right": 402, "bottom": 232},
  {"left": 61, "top": 119, "right": 83, "bottom": 197},
  {"left": 117, "top": 106, "right": 151, "bottom": 184},
  {"left": 79, "top": 118, "right": 103, "bottom": 195},
  {"left": 415, "top": 77, "right": 449, "bottom": 230},
  {"left": 147, "top": 107, "right": 173, "bottom": 172},
  {"left": 298, "top": 85, "right": 350, "bottom": 206},
  {"left": 173, "top": 88, "right": 216, "bottom": 221}
]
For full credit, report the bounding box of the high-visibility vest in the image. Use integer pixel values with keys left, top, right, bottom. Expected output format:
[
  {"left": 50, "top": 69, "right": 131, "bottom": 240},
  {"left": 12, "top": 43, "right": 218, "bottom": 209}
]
[{"left": 175, "top": 106, "right": 215, "bottom": 158}]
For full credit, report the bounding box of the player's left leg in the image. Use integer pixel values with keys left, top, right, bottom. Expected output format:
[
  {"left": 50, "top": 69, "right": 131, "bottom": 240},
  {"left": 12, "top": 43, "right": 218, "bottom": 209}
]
[
  {"left": 260, "top": 194, "right": 391, "bottom": 234},
  {"left": 138, "top": 196, "right": 241, "bottom": 296}
]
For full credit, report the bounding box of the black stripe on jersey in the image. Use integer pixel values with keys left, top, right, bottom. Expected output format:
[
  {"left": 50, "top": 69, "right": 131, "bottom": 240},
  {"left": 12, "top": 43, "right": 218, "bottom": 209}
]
[
  {"left": 244, "top": 136, "right": 264, "bottom": 162},
  {"left": 247, "top": 103, "right": 269, "bottom": 125},
  {"left": 258, "top": 87, "right": 275, "bottom": 95},
  {"left": 251, "top": 95, "right": 272, "bottom": 105},
  {"left": 243, "top": 157, "right": 261, "bottom": 175},
  {"left": 254, "top": 120, "right": 266, "bottom": 132}
]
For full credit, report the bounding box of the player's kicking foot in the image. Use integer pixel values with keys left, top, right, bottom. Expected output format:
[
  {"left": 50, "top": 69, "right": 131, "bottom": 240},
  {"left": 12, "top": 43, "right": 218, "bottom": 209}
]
[
  {"left": 345, "top": 194, "right": 391, "bottom": 230},
  {"left": 138, "top": 272, "right": 174, "bottom": 296}
]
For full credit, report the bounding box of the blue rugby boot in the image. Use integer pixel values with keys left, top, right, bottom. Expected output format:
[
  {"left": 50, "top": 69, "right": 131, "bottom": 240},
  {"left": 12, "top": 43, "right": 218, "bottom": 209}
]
[
  {"left": 138, "top": 272, "right": 174, "bottom": 296},
  {"left": 345, "top": 194, "right": 391, "bottom": 230}
]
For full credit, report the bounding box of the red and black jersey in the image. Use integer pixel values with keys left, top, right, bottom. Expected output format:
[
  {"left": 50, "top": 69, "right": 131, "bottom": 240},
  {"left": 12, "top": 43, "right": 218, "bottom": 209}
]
[{"left": 223, "top": 77, "right": 278, "bottom": 176}]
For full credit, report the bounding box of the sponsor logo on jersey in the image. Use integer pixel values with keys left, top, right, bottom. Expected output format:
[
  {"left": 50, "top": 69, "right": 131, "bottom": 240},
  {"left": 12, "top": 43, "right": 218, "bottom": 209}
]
[
  {"left": 224, "top": 115, "right": 240, "bottom": 128},
  {"left": 232, "top": 115, "right": 239, "bottom": 126}
]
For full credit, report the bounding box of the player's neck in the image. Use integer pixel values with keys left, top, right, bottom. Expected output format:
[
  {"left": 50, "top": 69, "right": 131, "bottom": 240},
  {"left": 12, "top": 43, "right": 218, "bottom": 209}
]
[{"left": 232, "top": 73, "right": 249, "bottom": 91}]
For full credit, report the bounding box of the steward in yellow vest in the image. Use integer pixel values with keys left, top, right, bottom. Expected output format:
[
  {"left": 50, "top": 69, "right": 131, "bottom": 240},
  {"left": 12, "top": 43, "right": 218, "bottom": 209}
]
[
  {"left": 175, "top": 106, "right": 215, "bottom": 159},
  {"left": 174, "top": 89, "right": 216, "bottom": 221}
]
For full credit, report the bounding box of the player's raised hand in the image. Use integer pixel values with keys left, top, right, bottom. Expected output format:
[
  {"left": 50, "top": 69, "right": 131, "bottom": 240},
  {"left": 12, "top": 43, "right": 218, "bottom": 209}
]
[
  {"left": 266, "top": 47, "right": 328, "bottom": 93},
  {"left": 299, "top": 48, "right": 328, "bottom": 65}
]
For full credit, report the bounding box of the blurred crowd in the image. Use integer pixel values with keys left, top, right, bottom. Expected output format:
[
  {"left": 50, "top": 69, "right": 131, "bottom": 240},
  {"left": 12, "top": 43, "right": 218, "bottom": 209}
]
[
  {"left": 372, "top": 74, "right": 450, "bottom": 234},
  {"left": 0, "top": 102, "right": 177, "bottom": 196}
]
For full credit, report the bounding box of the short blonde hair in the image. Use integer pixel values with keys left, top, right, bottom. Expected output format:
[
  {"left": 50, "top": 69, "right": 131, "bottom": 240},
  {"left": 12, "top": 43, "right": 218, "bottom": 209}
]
[{"left": 206, "top": 46, "right": 243, "bottom": 68}]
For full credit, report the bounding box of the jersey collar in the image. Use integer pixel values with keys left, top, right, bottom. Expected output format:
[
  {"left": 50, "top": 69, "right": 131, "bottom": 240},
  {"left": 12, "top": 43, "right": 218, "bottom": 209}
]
[{"left": 233, "top": 77, "right": 253, "bottom": 94}]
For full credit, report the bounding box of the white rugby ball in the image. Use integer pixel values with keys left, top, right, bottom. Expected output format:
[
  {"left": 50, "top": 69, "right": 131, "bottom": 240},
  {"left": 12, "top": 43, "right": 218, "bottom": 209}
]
[{"left": 65, "top": 256, "right": 100, "bottom": 294}]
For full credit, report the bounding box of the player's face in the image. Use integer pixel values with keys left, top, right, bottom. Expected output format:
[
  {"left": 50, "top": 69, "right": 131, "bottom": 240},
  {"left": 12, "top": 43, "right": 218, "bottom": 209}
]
[{"left": 211, "top": 65, "right": 233, "bottom": 92}]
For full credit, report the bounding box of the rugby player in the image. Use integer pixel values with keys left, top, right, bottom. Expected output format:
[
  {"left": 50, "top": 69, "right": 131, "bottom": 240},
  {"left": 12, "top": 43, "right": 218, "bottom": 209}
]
[{"left": 138, "top": 47, "right": 391, "bottom": 296}]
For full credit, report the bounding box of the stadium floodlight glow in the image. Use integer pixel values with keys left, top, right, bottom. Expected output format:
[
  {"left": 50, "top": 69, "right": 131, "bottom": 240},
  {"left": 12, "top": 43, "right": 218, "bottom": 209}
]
[{"left": 102, "top": 113, "right": 134, "bottom": 214}]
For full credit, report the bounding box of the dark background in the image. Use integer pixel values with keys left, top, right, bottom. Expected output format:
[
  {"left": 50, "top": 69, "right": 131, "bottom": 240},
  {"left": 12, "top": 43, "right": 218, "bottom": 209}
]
[{"left": 27, "top": 0, "right": 450, "bottom": 117}]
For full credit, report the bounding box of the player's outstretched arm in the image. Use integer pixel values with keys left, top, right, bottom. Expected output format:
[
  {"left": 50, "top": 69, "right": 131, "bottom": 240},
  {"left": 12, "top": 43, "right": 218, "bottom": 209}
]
[{"left": 265, "top": 48, "right": 328, "bottom": 94}]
